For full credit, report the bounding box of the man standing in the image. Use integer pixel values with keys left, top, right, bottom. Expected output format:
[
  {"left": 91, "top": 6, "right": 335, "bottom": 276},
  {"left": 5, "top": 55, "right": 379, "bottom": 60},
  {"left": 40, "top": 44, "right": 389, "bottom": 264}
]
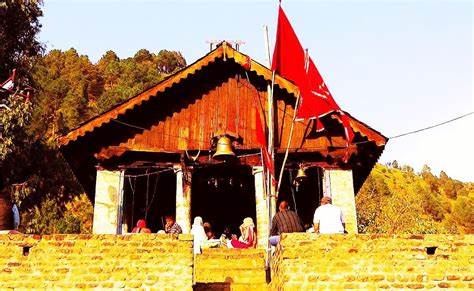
[
  {"left": 313, "top": 196, "right": 346, "bottom": 234},
  {"left": 269, "top": 200, "right": 304, "bottom": 246}
]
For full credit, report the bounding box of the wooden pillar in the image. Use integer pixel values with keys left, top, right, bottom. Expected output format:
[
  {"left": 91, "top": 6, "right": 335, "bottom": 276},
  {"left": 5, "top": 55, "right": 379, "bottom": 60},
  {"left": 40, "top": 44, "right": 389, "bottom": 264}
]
[
  {"left": 253, "top": 166, "right": 269, "bottom": 248},
  {"left": 322, "top": 169, "right": 358, "bottom": 233},
  {"left": 92, "top": 169, "right": 124, "bottom": 234},
  {"left": 175, "top": 165, "right": 191, "bottom": 234}
]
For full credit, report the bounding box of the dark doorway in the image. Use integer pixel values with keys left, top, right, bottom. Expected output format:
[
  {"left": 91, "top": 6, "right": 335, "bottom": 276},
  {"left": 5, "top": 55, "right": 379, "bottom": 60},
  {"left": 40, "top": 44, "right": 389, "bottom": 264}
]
[
  {"left": 122, "top": 168, "right": 176, "bottom": 233},
  {"left": 277, "top": 167, "right": 323, "bottom": 228},
  {"left": 191, "top": 164, "right": 256, "bottom": 237}
]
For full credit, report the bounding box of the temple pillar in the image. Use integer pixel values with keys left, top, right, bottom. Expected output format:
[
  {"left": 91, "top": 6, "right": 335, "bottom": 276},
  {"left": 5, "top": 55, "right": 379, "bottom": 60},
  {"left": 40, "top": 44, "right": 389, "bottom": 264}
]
[
  {"left": 253, "top": 166, "right": 269, "bottom": 248},
  {"left": 92, "top": 169, "right": 124, "bottom": 234},
  {"left": 322, "top": 169, "right": 358, "bottom": 233},
  {"left": 175, "top": 165, "right": 191, "bottom": 233}
]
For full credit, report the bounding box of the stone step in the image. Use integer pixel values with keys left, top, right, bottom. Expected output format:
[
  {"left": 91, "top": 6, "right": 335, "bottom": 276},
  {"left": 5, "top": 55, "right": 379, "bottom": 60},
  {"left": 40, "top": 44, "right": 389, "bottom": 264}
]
[
  {"left": 194, "top": 282, "right": 268, "bottom": 291},
  {"left": 194, "top": 248, "right": 268, "bottom": 288}
]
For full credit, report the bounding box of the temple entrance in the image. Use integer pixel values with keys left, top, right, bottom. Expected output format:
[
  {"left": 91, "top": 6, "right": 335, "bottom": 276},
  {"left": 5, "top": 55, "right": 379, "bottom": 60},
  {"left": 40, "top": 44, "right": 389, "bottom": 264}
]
[
  {"left": 122, "top": 168, "right": 176, "bottom": 233},
  {"left": 277, "top": 167, "right": 324, "bottom": 228},
  {"left": 191, "top": 164, "right": 256, "bottom": 237}
]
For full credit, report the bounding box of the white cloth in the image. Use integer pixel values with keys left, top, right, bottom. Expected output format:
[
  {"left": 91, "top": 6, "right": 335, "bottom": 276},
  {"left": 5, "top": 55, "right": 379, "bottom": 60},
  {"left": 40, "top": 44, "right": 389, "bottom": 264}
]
[
  {"left": 190, "top": 217, "right": 207, "bottom": 254},
  {"left": 313, "top": 204, "right": 345, "bottom": 234}
]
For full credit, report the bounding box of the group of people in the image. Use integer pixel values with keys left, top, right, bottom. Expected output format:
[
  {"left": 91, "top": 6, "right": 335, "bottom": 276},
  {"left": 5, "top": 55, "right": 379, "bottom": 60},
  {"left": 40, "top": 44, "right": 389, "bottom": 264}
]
[
  {"left": 130, "top": 215, "right": 183, "bottom": 234},
  {"left": 269, "top": 196, "right": 346, "bottom": 246},
  {"left": 130, "top": 215, "right": 256, "bottom": 254},
  {"left": 191, "top": 216, "right": 256, "bottom": 254},
  {"left": 129, "top": 195, "right": 345, "bottom": 254}
]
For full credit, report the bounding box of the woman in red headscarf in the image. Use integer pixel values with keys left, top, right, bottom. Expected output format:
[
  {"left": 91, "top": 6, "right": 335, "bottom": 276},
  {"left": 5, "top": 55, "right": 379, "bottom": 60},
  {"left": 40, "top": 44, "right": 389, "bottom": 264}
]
[{"left": 131, "top": 219, "right": 151, "bottom": 233}]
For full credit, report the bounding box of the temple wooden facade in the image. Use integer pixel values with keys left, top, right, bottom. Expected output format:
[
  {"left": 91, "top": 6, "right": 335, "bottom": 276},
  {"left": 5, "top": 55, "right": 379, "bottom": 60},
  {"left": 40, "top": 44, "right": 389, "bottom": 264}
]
[{"left": 59, "top": 42, "right": 387, "bottom": 244}]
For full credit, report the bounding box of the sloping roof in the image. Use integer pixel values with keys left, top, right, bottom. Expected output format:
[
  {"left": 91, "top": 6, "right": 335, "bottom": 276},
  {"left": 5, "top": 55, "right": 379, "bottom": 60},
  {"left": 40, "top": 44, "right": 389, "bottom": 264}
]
[
  {"left": 58, "top": 42, "right": 300, "bottom": 146},
  {"left": 58, "top": 41, "right": 387, "bottom": 147}
]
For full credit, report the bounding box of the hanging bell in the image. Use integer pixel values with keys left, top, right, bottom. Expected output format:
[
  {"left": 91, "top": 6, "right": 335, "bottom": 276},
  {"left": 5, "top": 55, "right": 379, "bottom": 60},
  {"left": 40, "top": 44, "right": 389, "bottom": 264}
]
[
  {"left": 294, "top": 168, "right": 308, "bottom": 184},
  {"left": 213, "top": 136, "right": 235, "bottom": 160}
]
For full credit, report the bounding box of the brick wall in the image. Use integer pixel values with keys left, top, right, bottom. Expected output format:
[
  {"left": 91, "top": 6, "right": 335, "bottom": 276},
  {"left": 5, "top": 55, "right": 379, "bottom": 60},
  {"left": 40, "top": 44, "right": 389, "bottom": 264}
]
[
  {"left": 270, "top": 233, "right": 474, "bottom": 290},
  {"left": 0, "top": 234, "right": 193, "bottom": 290}
]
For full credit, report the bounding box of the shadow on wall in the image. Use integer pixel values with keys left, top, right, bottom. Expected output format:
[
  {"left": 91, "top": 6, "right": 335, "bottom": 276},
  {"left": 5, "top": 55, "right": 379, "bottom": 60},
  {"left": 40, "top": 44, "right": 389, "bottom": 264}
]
[{"left": 193, "top": 277, "right": 233, "bottom": 291}]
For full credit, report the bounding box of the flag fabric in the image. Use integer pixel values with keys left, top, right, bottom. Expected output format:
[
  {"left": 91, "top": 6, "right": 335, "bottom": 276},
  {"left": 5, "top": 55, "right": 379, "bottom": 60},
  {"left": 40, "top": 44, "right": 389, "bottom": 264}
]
[
  {"left": 272, "top": 5, "right": 355, "bottom": 160},
  {"left": 1, "top": 69, "right": 16, "bottom": 91}
]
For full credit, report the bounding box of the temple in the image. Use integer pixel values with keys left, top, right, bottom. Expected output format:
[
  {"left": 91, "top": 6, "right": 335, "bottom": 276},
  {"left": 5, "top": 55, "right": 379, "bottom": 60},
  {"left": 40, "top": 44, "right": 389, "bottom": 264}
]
[{"left": 59, "top": 42, "right": 387, "bottom": 245}]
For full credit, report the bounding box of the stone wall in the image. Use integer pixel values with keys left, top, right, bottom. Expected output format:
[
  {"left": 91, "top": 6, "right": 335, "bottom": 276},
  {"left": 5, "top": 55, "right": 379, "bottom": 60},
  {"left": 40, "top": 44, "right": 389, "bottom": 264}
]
[
  {"left": 323, "top": 169, "right": 358, "bottom": 233},
  {"left": 93, "top": 170, "right": 124, "bottom": 234},
  {"left": 2, "top": 233, "right": 472, "bottom": 290},
  {"left": 0, "top": 234, "right": 193, "bottom": 290},
  {"left": 194, "top": 248, "right": 267, "bottom": 290},
  {"left": 270, "top": 233, "right": 474, "bottom": 290}
]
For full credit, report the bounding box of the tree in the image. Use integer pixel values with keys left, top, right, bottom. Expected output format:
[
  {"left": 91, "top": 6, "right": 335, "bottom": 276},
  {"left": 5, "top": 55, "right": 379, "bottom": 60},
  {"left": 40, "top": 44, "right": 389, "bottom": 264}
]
[
  {"left": 357, "top": 163, "right": 473, "bottom": 234},
  {"left": 0, "top": 92, "right": 31, "bottom": 160},
  {"left": 391, "top": 160, "right": 399, "bottom": 169},
  {"left": 156, "top": 50, "right": 186, "bottom": 74},
  {"left": 0, "top": 0, "right": 44, "bottom": 82},
  {"left": 449, "top": 196, "right": 474, "bottom": 234}
]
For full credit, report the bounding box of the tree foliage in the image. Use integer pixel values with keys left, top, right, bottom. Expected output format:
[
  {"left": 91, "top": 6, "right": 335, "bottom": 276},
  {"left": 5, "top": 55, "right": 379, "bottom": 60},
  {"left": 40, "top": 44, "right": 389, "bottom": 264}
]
[
  {"left": 29, "top": 48, "right": 186, "bottom": 143},
  {"left": 1, "top": 15, "right": 186, "bottom": 233},
  {"left": 0, "top": 0, "right": 44, "bottom": 82},
  {"left": 357, "top": 163, "right": 474, "bottom": 234}
]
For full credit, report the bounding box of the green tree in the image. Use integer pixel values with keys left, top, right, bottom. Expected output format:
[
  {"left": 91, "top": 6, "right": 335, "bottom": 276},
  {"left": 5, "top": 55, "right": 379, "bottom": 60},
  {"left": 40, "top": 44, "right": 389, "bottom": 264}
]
[
  {"left": 0, "top": 92, "right": 31, "bottom": 160},
  {"left": 0, "top": 0, "right": 44, "bottom": 82},
  {"left": 357, "top": 163, "right": 473, "bottom": 234}
]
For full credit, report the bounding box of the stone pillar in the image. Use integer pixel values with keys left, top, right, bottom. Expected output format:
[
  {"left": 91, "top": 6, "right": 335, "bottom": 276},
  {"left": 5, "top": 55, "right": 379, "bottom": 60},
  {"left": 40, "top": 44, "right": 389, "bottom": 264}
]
[
  {"left": 322, "top": 169, "right": 358, "bottom": 233},
  {"left": 92, "top": 169, "right": 124, "bottom": 234},
  {"left": 175, "top": 165, "right": 191, "bottom": 234},
  {"left": 253, "top": 166, "right": 269, "bottom": 248}
]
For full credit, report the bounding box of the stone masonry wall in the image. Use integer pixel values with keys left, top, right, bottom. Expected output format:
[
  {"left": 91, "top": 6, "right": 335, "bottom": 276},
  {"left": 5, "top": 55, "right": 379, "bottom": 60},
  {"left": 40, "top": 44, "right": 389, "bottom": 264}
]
[
  {"left": 323, "top": 169, "right": 358, "bottom": 233},
  {"left": 0, "top": 234, "right": 193, "bottom": 290},
  {"left": 270, "top": 233, "right": 474, "bottom": 290}
]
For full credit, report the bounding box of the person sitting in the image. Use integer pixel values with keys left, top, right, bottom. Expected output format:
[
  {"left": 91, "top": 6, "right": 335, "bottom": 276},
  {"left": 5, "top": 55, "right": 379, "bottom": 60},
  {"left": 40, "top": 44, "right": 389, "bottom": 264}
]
[
  {"left": 164, "top": 215, "right": 182, "bottom": 234},
  {"left": 269, "top": 200, "right": 304, "bottom": 246},
  {"left": 230, "top": 217, "right": 256, "bottom": 249},
  {"left": 131, "top": 219, "right": 151, "bottom": 233},
  {"left": 190, "top": 216, "right": 207, "bottom": 254},
  {"left": 222, "top": 226, "right": 233, "bottom": 240},
  {"left": 313, "top": 196, "right": 346, "bottom": 234},
  {"left": 203, "top": 222, "right": 216, "bottom": 239}
]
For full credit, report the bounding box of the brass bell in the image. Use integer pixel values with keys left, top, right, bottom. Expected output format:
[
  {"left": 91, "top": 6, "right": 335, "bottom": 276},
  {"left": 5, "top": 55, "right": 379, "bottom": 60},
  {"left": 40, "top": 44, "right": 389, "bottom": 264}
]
[
  {"left": 294, "top": 168, "right": 307, "bottom": 184},
  {"left": 213, "top": 136, "right": 235, "bottom": 160}
]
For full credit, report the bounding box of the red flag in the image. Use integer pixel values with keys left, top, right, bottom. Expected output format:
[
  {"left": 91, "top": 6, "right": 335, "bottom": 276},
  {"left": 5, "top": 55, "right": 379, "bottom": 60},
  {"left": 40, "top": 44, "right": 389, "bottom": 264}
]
[
  {"left": 256, "top": 108, "right": 266, "bottom": 147},
  {"left": 272, "top": 6, "right": 355, "bottom": 157}
]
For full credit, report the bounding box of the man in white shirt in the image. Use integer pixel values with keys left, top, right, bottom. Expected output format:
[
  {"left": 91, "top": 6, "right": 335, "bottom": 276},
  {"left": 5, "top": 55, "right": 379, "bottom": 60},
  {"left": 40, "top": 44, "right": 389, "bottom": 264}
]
[{"left": 313, "top": 196, "right": 346, "bottom": 234}]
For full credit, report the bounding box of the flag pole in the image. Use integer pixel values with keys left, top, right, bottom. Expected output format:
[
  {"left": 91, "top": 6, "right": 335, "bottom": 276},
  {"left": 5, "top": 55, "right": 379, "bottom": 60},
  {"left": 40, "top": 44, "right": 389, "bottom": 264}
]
[
  {"left": 275, "top": 48, "right": 309, "bottom": 197},
  {"left": 275, "top": 92, "right": 300, "bottom": 196},
  {"left": 264, "top": 24, "right": 276, "bottom": 269}
]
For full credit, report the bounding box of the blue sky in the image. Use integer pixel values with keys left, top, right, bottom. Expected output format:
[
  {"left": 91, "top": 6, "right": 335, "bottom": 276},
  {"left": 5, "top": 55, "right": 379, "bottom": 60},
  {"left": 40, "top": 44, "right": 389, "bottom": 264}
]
[{"left": 40, "top": 0, "right": 473, "bottom": 181}]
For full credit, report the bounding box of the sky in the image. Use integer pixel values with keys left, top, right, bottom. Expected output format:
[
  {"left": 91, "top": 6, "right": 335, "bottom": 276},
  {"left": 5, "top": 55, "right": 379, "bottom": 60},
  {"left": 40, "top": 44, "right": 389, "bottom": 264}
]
[{"left": 39, "top": 0, "right": 473, "bottom": 181}]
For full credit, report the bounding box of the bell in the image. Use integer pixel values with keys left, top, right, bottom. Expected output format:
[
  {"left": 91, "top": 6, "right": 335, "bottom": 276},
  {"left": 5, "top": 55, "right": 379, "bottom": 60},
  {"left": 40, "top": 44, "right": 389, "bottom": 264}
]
[
  {"left": 213, "top": 136, "right": 235, "bottom": 160},
  {"left": 294, "top": 168, "right": 307, "bottom": 184}
]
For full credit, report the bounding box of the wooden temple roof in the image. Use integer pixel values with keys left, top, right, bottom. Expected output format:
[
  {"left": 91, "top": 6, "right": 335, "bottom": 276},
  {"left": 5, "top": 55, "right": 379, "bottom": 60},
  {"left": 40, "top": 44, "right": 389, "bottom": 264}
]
[
  {"left": 58, "top": 42, "right": 387, "bottom": 197},
  {"left": 58, "top": 42, "right": 386, "bottom": 148}
]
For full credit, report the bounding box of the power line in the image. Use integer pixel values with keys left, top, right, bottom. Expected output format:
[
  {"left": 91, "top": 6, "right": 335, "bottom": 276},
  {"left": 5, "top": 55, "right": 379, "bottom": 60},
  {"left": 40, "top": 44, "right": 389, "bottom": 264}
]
[
  {"left": 388, "top": 112, "right": 473, "bottom": 139},
  {"left": 111, "top": 109, "right": 473, "bottom": 147}
]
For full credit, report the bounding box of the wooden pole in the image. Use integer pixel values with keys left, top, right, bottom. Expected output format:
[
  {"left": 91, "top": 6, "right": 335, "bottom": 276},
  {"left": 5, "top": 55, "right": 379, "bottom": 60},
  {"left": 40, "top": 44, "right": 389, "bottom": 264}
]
[
  {"left": 276, "top": 92, "right": 300, "bottom": 196},
  {"left": 264, "top": 25, "right": 275, "bottom": 267}
]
